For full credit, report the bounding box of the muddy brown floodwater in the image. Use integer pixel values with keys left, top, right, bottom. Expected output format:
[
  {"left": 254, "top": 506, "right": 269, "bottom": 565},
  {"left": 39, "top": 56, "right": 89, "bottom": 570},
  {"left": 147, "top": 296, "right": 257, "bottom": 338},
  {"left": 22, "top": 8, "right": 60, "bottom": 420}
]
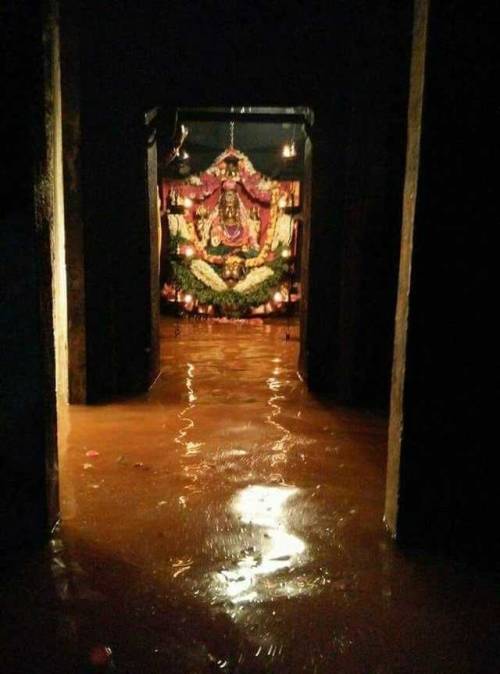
[{"left": 1, "top": 317, "right": 499, "bottom": 673}]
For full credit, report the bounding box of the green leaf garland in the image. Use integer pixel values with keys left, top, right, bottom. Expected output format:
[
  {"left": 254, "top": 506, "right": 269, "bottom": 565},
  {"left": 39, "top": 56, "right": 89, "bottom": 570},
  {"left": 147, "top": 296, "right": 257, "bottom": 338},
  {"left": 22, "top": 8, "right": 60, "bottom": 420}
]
[{"left": 168, "top": 234, "right": 289, "bottom": 317}]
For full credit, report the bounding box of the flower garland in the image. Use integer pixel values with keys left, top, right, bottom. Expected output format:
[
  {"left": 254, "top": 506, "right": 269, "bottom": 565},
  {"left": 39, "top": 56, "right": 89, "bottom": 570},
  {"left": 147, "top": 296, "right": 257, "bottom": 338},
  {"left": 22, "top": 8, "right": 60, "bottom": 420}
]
[
  {"left": 170, "top": 260, "right": 283, "bottom": 316},
  {"left": 245, "top": 187, "right": 280, "bottom": 268},
  {"left": 190, "top": 259, "right": 228, "bottom": 291},
  {"left": 206, "top": 148, "right": 257, "bottom": 177},
  {"left": 233, "top": 266, "right": 274, "bottom": 293}
]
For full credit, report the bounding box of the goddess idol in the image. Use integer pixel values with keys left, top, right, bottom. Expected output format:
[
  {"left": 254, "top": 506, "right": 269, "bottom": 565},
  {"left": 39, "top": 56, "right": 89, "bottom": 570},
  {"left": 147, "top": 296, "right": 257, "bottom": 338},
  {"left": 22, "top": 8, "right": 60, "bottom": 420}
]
[{"left": 209, "top": 182, "right": 260, "bottom": 250}]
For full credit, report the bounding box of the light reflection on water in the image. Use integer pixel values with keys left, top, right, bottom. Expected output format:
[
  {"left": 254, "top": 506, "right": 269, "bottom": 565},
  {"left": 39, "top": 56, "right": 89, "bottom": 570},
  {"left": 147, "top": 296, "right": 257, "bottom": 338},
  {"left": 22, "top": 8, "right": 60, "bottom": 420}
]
[
  {"left": 186, "top": 362, "right": 197, "bottom": 404},
  {"left": 214, "top": 485, "right": 306, "bottom": 605},
  {"left": 266, "top": 375, "right": 292, "bottom": 467},
  {"left": 174, "top": 362, "right": 206, "bottom": 497},
  {"left": 174, "top": 362, "right": 196, "bottom": 451}
]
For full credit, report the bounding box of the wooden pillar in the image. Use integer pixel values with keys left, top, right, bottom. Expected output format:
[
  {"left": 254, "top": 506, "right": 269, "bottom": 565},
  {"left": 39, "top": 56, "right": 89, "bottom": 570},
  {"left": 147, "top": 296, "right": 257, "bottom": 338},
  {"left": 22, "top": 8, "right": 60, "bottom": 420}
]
[{"left": 385, "top": 0, "right": 429, "bottom": 537}]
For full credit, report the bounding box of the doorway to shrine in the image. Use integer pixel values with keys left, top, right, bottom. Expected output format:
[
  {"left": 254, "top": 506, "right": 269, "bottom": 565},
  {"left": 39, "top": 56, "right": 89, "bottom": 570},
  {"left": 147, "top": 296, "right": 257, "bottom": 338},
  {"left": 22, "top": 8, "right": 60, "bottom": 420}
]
[{"left": 157, "top": 108, "right": 312, "bottom": 359}]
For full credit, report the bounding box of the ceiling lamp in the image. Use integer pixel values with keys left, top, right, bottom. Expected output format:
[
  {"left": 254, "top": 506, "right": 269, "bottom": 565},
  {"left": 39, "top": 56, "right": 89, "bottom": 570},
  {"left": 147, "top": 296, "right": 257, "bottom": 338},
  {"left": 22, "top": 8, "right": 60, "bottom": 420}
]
[
  {"left": 282, "top": 140, "right": 297, "bottom": 159},
  {"left": 166, "top": 124, "right": 189, "bottom": 165},
  {"left": 174, "top": 147, "right": 190, "bottom": 160},
  {"left": 282, "top": 121, "right": 298, "bottom": 159}
]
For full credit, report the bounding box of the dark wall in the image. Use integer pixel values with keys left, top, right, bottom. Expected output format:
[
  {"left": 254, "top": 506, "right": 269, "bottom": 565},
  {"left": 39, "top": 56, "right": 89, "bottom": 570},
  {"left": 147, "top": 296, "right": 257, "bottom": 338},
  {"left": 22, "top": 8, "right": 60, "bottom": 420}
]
[
  {"left": 79, "top": 5, "right": 158, "bottom": 400},
  {"left": 0, "top": 0, "right": 58, "bottom": 557},
  {"left": 336, "top": 5, "right": 413, "bottom": 407},
  {"left": 76, "top": 0, "right": 412, "bottom": 408},
  {"left": 396, "top": 3, "right": 495, "bottom": 562}
]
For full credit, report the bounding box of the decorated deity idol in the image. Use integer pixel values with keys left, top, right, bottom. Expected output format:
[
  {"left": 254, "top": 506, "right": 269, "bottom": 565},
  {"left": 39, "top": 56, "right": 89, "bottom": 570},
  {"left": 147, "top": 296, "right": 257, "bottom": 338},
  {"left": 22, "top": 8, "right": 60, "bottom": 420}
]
[
  {"left": 210, "top": 183, "right": 249, "bottom": 248},
  {"left": 165, "top": 147, "right": 300, "bottom": 316}
]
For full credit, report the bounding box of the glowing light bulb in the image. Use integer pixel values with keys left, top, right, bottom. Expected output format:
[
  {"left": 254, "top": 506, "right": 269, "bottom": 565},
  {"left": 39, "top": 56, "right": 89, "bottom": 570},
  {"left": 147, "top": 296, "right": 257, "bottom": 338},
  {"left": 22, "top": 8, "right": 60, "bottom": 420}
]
[
  {"left": 282, "top": 140, "right": 296, "bottom": 159},
  {"left": 273, "top": 291, "right": 283, "bottom": 304},
  {"left": 184, "top": 246, "right": 194, "bottom": 258},
  {"left": 184, "top": 293, "right": 193, "bottom": 304},
  {"left": 184, "top": 197, "right": 193, "bottom": 208},
  {"left": 281, "top": 248, "right": 291, "bottom": 259}
]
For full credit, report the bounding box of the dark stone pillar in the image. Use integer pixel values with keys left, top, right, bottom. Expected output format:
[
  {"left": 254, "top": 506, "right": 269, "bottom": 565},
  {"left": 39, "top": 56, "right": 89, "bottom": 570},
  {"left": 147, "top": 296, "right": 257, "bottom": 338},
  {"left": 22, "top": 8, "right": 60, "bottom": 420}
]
[
  {"left": 335, "top": 3, "right": 413, "bottom": 408},
  {"left": 144, "top": 109, "right": 161, "bottom": 387},
  {"left": 0, "top": 0, "right": 59, "bottom": 557},
  {"left": 60, "top": 1, "right": 87, "bottom": 404},
  {"left": 305, "top": 2, "right": 413, "bottom": 407},
  {"left": 112, "top": 113, "right": 160, "bottom": 394},
  {"left": 305, "top": 105, "right": 346, "bottom": 395},
  {"left": 298, "top": 135, "right": 313, "bottom": 380},
  {"left": 77, "top": 2, "right": 161, "bottom": 401}
]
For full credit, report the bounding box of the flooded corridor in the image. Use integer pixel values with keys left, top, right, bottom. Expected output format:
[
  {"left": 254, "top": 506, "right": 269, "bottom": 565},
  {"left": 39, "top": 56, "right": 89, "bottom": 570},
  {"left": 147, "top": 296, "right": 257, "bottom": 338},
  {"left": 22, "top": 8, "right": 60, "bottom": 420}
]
[{"left": 1, "top": 318, "right": 499, "bottom": 673}]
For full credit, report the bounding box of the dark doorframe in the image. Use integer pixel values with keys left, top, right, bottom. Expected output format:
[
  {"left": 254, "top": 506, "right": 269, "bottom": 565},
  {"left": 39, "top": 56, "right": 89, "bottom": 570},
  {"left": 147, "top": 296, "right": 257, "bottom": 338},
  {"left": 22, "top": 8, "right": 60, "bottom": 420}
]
[
  {"left": 144, "top": 106, "right": 161, "bottom": 388},
  {"left": 298, "top": 134, "right": 313, "bottom": 381}
]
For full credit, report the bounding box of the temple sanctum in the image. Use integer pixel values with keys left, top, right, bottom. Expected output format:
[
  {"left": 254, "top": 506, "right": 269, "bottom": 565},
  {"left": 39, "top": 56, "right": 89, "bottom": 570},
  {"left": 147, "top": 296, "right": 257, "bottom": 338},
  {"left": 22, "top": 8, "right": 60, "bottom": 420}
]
[{"left": 161, "top": 147, "right": 301, "bottom": 316}]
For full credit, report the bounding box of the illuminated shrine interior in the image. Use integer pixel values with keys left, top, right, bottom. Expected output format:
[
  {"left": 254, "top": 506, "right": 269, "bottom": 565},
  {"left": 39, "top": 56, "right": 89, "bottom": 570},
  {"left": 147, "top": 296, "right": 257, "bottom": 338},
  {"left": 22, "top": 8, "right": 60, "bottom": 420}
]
[{"left": 159, "top": 114, "right": 307, "bottom": 320}]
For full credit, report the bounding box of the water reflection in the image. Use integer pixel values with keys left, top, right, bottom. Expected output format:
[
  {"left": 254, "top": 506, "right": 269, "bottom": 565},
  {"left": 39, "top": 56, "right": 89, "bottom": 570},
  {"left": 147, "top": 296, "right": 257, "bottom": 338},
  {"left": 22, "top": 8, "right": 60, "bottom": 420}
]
[
  {"left": 215, "top": 485, "right": 306, "bottom": 604},
  {"left": 174, "top": 362, "right": 197, "bottom": 451},
  {"left": 43, "top": 318, "right": 495, "bottom": 674},
  {"left": 174, "top": 362, "right": 208, "bottom": 497},
  {"left": 266, "top": 375, "right": 292, "bottom": 467},
  {"left": 185, "top": 362, "right": 197, "bottom": 404}
]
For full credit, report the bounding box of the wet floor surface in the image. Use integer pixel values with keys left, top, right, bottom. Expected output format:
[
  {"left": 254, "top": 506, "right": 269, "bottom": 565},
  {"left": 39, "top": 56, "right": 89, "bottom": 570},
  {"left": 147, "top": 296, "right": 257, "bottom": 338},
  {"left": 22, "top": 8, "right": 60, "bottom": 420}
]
[{"left": 1, "top": 317, "right": 500, "bottom": 673}]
